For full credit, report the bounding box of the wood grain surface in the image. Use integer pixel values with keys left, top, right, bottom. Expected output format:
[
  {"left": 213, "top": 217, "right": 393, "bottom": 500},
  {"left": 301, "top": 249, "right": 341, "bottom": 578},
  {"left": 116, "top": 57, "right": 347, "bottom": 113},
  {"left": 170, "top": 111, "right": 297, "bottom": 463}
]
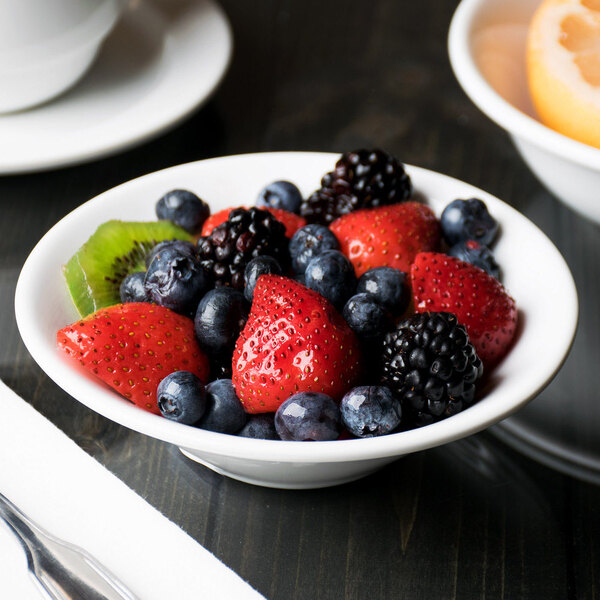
[{"left": 1, "top": 1, "right": 599, "bottom": 598}]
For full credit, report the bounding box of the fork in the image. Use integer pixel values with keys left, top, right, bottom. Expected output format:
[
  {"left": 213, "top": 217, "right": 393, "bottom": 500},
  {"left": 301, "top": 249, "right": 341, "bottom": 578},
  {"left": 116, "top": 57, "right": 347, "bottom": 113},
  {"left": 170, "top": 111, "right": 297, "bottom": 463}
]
[{"left": 0, "top": 492, "right": 137, "bottom": 600}]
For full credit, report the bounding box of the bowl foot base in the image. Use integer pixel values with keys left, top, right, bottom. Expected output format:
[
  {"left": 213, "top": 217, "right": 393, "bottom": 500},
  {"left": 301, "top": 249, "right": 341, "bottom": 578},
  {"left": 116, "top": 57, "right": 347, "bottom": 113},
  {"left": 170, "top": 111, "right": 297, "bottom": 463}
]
[{"left": 178, "top": 447, "right": 389, "bottom": 489}]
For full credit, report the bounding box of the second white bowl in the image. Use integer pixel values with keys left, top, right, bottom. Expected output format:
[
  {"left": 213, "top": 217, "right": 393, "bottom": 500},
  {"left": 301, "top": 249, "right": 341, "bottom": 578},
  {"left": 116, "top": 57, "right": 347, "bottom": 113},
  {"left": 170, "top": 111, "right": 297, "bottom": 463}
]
[{"left": 448, "top": 0, "right": 600, "bottom": 224}]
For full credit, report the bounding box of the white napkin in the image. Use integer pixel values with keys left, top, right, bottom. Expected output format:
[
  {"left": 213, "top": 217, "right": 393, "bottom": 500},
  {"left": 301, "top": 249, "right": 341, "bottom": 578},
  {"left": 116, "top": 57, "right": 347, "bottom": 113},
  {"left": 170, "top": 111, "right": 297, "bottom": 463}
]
[{"left": 0, "top": 379, "right": 265, "bottom": 600}]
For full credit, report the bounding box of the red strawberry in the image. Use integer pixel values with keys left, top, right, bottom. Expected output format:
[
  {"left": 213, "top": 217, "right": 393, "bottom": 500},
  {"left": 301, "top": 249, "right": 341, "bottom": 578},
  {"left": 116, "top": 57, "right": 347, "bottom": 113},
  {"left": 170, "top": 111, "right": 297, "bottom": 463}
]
[
  {"left": 200, "top": 206, "right": 305, "bottom": 238},
  {"left": 410, "top": 252, "right": 518, "bottom": 368},
  {"left": 261, "top": 207, "right": 307, "bottom": 237},
  {"left": 57, "top": 303, "right": 210, "bottom": 415},
  {"left": 232, "top": 275, "right": 362, "bottom": 413},
  {"left": 329, "top": 202, "right": 441, "bottom": 277}
]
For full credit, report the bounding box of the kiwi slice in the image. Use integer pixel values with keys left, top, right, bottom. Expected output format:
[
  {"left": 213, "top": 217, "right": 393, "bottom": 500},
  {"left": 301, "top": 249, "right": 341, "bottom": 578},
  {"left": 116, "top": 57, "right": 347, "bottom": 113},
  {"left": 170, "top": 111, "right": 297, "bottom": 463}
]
[{"left": 64, "top": 220, "right": 193, "bottom": 317}]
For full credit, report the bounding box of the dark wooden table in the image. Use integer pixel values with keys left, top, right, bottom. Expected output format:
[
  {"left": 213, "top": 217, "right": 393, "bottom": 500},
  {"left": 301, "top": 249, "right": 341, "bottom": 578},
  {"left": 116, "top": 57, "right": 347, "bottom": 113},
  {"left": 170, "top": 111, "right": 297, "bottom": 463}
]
[{"left": 1, "top": 1, "right": 599, "bottom": 598}]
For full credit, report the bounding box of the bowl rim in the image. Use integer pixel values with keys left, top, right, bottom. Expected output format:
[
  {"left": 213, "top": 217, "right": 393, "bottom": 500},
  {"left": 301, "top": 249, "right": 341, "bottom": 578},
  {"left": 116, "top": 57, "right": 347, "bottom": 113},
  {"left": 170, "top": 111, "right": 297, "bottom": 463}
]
[
  {"left": 14, "top": 151, "right": 579, "bottom": 464},
  {"left": 447, "top": 0, "right": 600, "bottom": 171}
]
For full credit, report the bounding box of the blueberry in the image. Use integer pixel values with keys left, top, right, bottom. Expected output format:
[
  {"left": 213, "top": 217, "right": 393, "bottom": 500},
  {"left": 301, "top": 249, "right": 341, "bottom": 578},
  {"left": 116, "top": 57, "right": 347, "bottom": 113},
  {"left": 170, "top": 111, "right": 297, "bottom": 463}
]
[
  {"left": 119, "top": 272, "right": 149, "bottom": 303},
  {"left": 157, "top": 371, "right": 206, "bottom": 425},
  {"left": 194, "top": 288, "right": 248, "bottom": 354},
  {"left": 156, "top": 189, "right": 210, "bottom": 235},
  {"left": 145, "top": 239, "right": 197, "bottom": 269},
  {"left": 440, "top": 198, "right": 498, "bottom": 246},
  {"left": 145, "top": 246, "right": 211, "bottom": 315},
  {"left": 340, "top": 386, "right": 401, "bottom": 437},
  {"left": 256, "top": 180, "right": 302, "bottom": 213},
  {"left": 238, "top": 414, "right": 279, "bottom": 439},
  {"left": 343, "top": 293, "right": 392, "bottom": 340},
  {"left": 304, "top": 250, "right": 356, "bottom": 309},
  {"left": 274, "top": 392, "right": 341, "bottom": 441},
  {"left": 197, "top": 379, "right": 248, "bottom": 434},
  {"left": 289, "top": 224, "right": 339, "bottom": 274},
  {"left": 356, "top": 267, "right": 409, "bottom": 315},
  {"left": 243, "top": 256, "right": 282, "bottom": 303},
  {"left": 448, "top": 240, "right": 500, "bottom": 279}
]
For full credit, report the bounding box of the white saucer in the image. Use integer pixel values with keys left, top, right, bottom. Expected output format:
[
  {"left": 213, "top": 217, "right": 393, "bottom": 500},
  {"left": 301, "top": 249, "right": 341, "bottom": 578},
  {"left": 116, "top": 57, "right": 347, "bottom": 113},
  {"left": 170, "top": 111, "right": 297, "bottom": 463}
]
[{"left": 0, "top": 0, "right": 232, "bottom": 174}]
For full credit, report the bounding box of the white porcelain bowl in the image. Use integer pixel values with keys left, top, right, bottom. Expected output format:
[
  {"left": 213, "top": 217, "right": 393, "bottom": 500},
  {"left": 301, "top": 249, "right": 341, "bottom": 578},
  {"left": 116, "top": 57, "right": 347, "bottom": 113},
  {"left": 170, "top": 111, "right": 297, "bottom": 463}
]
[
  {"left": 448, "top": 0, "right": 600, "bottom": 224},
  {"left": 0, "top": 0, "right": 123, "bottom": 113},
  {"left": 14, "top": 152, "right": 578, "bottom": 489}
]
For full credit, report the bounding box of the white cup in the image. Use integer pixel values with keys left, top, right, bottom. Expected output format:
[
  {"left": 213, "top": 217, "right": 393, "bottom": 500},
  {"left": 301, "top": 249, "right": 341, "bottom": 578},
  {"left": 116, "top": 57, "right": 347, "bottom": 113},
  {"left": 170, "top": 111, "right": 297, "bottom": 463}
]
[{"left": 0, "top": 0, "right": 125, "bottom": 113}]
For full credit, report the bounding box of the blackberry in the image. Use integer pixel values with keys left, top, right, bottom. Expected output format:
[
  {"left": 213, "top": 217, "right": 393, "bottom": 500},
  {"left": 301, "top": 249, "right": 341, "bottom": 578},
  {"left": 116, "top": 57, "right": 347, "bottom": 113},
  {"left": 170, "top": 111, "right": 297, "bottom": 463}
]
[
  {"left": 380, "top": 312, "right": 483, "bottom": 427},
  {"left": 196, "top": 207, "right": 288, "bottom": 289},
  {"left": 299, "top": 149, "right": 412, "bottom": 224}
]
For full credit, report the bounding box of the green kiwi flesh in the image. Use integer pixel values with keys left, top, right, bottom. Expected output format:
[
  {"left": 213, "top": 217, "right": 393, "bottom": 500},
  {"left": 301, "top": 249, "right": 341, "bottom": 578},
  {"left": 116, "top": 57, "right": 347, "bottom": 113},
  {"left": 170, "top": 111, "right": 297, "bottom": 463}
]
[{"left": 64, "top": 220, "right": 193, "bottom": 317}]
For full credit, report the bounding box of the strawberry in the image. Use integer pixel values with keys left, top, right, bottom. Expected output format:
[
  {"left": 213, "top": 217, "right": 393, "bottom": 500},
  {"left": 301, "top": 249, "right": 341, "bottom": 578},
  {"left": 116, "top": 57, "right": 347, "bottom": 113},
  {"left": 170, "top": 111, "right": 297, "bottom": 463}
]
[
  {"left": 200, "top": 206, "right": 305, "bottom": 238},
  {"left": 232, "top": 275, "right": 362, "bottom": 413},
  {"left": 329, "top": 201, "right": 441, "bottom": 277},
  {"left": 57, "top": 303, "right": 210, "bottom": 415},
  {"left": 410, "top": 252, "right": 518, "bottom": 368}
]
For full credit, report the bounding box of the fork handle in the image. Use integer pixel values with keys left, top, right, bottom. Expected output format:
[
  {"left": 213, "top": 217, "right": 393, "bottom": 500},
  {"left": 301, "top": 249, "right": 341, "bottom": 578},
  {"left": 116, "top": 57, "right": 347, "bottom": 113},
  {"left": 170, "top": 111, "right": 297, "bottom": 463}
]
[
  {"left": 0, "top": 493, "right": 136, "bottom": 600},
  {"left": 30, "top": 552, "right": 119, "bottom": 600}
]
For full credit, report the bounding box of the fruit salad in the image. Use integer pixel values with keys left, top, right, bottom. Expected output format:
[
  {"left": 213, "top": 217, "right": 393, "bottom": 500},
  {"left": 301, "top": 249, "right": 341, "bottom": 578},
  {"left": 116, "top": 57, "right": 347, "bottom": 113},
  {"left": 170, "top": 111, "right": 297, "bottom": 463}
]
[{"left": 56, "top": 149, "right": 518, "bottom": 441}]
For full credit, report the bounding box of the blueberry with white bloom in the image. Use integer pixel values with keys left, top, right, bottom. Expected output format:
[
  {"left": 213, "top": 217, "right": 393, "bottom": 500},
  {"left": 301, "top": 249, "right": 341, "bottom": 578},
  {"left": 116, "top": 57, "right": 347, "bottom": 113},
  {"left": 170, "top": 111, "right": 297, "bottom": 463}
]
[
  {"left": 304, "top": 250, "right": 356, "bottom": 309},
  {"left": 289, "top": 224, "right": 339, "bottom": 274},
  {"left": 340, "top": 386, "right": 401, "bottom": 437},
  {"left": 238, "top": 414, "right": 279, "bottom": 439},
  {"left": 156, "top": 189, "right": 210, "bottom": 235},
  {"left": 356, "top": 267, "right": 409, "bottom": 315},
  {"left": 157, "top": 371, "right": 206, "bottom": 424},
  {"left": 343, "top": 293, "right": 391, "bottom": 340},
  {"left": 448, "top": 240, "right": 500, "bottom": 279},
  {"left": 120, "top": 272, "right": 149, "bottom": 303},
  {"left": 256, "top": 180, "right": 303, "bottom": 213},
  {"left": 243, "top": 256, "right": 282, "bottom": 303},
  {"left": 440, "top": 198, "right": 498, "bottom": 246},
  {"left": 194, "top": 288, "right": 248, "bottom": 354},
  {"left": 145, "top": 245, "right": 210, "bottom": 315},
  {"left": 198, "top": 379, "right": 247, "bottom": 434},
  {"left": 275, "top": 392, "right": 341, "bottom": 441}
]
